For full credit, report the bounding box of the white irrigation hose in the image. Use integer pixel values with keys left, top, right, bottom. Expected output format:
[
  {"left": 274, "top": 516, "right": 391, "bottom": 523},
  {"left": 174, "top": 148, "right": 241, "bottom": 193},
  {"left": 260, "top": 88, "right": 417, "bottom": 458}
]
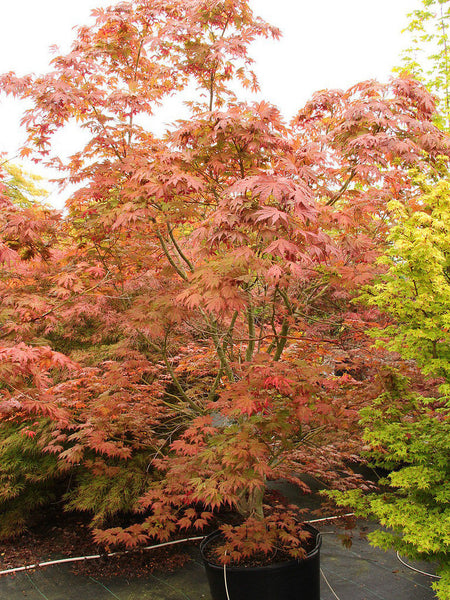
[
  {"left": 396, "top": 552, "right": 441, "bottom": 579},
  {"left": 320, "top": 567, "right": 342, "bottom": 600},
  {"left": 223, "top": 552, "right": 231, "bottom": 600},
  {"left": 306, "top": 512, "right": 355, "bottom": 524},
  {"left": 0, "top": 513, "right": 356, "bottom": 578},
  {"left": 0, "top": 536, "right": 205, "bottom": 576}
]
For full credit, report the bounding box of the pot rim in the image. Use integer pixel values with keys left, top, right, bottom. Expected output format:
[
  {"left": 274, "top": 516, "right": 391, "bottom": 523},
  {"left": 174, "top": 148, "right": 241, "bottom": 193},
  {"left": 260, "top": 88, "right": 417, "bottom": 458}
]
[{"left": 200, "top": 523, "right": 322, "bottom": 573}]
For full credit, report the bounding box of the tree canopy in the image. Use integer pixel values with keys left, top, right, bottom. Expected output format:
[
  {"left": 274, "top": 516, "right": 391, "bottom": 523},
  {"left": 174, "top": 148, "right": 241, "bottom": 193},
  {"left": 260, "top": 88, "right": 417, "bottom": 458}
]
[{"left": 0, "top": 0, "right": 449, "bottom": 582}]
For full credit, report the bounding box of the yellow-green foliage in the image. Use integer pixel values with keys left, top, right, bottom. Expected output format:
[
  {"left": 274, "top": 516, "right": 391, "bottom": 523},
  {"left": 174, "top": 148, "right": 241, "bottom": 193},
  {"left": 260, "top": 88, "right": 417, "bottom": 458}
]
[
  {"left": 2, "top": 163, "right": 49, "bottom": 208},
  {"left": 363, "top": 177, "right": 450, "bottom": 389},
  {"left": 396, "top": 0, "right": 450, "bottom": 132},
  {"left": 333, "top": 179, "right": 450, "bottom": 600}
]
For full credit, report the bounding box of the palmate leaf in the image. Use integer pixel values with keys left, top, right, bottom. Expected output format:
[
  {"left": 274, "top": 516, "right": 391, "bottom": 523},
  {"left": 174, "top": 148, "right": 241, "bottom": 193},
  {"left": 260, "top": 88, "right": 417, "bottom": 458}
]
[
  {"left": 254, "top": 205, "right": 291, "bottom": 226},
  {"left": 264, "top": 238, "right": 310, "bottom": 262},
  {"left": 228, "top": 175, "right": 316, "bottom": 222}
]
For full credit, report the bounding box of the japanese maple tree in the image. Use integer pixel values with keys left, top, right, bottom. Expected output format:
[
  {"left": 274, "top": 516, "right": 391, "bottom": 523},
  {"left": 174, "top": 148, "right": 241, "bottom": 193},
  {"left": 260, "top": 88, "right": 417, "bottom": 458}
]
[
  {"left": 332, "top": 176, "right": 450, "bottom": 599},
  {"left": 396, "top": 0, "right": 450, "bottom": 131},
  {"left": 0, "top": 0, "right": 449, "bottom": 563}
]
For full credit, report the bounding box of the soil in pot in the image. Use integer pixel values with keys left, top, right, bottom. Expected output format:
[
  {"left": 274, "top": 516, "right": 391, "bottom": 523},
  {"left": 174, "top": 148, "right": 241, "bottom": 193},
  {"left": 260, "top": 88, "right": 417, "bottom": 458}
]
[{"left": 200, "top": 523, "right": 321, "bottom": 600}]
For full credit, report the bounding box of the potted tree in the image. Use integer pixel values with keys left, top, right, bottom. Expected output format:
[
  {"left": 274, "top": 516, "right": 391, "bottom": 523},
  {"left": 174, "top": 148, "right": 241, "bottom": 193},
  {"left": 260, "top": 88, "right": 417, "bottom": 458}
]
[{"left": 0, "top": 1, "right": 449, "bottom": 598}]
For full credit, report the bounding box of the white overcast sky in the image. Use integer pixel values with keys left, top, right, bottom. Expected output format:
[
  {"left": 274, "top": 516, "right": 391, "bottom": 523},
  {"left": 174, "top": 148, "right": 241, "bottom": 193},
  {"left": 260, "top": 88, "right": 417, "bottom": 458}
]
[{"left": 0, "top": 0, "right": 419, "bottom": 207}]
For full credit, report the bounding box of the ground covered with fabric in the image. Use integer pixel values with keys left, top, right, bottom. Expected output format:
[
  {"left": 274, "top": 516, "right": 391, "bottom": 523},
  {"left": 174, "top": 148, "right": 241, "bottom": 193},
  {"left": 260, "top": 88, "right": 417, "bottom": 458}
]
[{"left": 0, "top": 508, "right": 192, "bottom": 579}]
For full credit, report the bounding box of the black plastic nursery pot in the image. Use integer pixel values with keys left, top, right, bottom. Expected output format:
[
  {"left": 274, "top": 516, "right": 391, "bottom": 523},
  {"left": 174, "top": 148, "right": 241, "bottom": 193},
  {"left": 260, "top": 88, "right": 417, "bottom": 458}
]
[{"left": 200, "top": 524, "right": 321, "bottom": 600}]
